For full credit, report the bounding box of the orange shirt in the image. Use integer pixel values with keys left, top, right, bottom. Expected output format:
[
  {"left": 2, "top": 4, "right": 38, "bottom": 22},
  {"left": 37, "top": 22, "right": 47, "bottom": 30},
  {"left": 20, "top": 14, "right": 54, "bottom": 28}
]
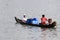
[{"left": 41, "top": 17, "right": 47, "bottom": 24}]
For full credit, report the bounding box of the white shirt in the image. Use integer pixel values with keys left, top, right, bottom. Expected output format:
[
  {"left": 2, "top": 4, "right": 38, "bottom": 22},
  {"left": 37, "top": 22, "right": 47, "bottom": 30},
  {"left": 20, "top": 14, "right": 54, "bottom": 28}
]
[{"left": 23, "top": 17, "right": 27, "bottom": 21}]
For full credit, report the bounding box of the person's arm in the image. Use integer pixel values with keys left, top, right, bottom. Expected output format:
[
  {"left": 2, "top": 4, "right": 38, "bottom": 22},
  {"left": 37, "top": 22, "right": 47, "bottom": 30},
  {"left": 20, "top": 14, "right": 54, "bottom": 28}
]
[{"left": 45, "top": 18, "right": 48, "bottom": 21}]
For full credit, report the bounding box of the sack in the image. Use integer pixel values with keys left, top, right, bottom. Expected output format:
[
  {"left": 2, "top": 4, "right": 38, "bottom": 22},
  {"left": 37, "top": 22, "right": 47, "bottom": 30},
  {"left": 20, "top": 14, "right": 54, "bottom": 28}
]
[
  {"left": 26, "top": 19, "right": 32, "bottom": 24},
  {"left": 32, "top": 18, "right": 38, "bottom": 24},
  {"left": 32, "top": 20, "right": 38, "bottom": 24},
  {"left": 32, "top": 18, "right": 37, "bottom": 21}
]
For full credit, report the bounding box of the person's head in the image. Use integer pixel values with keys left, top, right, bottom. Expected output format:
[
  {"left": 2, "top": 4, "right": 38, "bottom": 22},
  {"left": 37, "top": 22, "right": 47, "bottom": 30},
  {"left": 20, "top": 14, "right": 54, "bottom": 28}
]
[
  {"left": 23, "top": 14, "right": 26, "bottom": 18},
  {"left": 42, "top": 14, "right": 45, "bottom": 17},
  {"left": 48, "top": 18, "right": 52, "bottom": 24},
  {"left": 23, "top": 15, "right": 26, "bottom": 18}
]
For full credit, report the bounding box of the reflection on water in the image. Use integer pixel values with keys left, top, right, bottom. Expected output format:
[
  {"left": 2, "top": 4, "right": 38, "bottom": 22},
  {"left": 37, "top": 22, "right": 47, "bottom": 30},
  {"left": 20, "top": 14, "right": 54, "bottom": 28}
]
[
  {"left": 41, "top": 28, "right": 57, "bottom": 40},
  {"left": 18, "top": 24, "right": 57, "bottom": 40}
]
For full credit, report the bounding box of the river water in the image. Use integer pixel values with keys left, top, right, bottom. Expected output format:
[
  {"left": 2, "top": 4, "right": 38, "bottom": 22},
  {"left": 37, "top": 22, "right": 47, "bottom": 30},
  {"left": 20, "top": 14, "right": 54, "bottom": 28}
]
[{"left": 0, "top": 0, "right": 60, "bottom": 40}]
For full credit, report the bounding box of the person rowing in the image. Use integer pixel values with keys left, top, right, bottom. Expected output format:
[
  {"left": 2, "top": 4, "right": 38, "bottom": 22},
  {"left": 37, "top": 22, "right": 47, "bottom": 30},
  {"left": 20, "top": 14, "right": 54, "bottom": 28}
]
[{"left": 41, "top": 14, "right": 47, "bottom": 25}]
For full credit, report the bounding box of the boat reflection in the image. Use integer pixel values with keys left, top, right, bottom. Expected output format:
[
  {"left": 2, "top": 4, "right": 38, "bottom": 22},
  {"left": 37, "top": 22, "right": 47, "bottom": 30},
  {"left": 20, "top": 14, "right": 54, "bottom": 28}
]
[
  {"left": 40, "top": 28, "right": 57, "bottom": 40},
  {"left": 16, "top": 24, "right": 57, "bottom": 40}
]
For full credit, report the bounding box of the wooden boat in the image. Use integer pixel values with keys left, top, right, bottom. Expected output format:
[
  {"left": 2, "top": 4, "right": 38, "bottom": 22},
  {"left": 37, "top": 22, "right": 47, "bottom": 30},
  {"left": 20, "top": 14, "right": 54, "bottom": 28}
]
[{"left": 14, "top": 17, "right": 56, "bottom": 28}]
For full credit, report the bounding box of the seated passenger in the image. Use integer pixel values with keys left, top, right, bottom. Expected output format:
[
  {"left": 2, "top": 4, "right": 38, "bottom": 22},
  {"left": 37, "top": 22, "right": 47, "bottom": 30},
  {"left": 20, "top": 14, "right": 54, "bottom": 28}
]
[
  {"left": 41, "top": 14, "right": 47, "bottom": 25},
  {"left": 48, "top": 18, "right": 56, "bottom": 28},
  {"left": 22, "top": 14, "right": 27, "bottom": 23},
  {"left": 48, "top": 18, "right": 52, "bottom": 25}
]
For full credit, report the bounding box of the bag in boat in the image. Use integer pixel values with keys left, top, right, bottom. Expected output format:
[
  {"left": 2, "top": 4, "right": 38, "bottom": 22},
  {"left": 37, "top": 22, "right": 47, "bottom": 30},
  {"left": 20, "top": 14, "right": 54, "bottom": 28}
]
[
  {"left": 32, "top": 18, "right": 38, "bottom": 24},
  {"left": 26, "top": 18, "right": 32, "bottom": 24}
]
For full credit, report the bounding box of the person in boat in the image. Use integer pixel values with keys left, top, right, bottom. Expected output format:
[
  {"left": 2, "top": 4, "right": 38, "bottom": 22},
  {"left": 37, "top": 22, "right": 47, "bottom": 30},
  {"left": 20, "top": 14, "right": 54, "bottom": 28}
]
[
  {"left": 22, "top": 14, "right": 27, "bottom": 23},
  {"left": 41, "top": 14, "right": 47, "bottom": 25},
  {"left": 48, "top": 18, "right": 52, "bottom": 25},
  {"left": 48, "top": 18, "right": 57, "bottom": 27}
]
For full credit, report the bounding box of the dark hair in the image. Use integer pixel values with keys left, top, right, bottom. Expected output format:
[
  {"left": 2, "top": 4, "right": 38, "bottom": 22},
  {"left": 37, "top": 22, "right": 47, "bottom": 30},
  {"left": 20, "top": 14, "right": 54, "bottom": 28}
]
[
  {"left": 48, "top": 18, "right": 52, "bottom": 24},
  {"left": 42, "top": 14, "right": 45, "bottom": 17},
  {"left": 23, "top": 15, "right": 26, "bottom": 17},
  {"left": 48, "top": 19, "right": 52, "bottom": 21}
]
